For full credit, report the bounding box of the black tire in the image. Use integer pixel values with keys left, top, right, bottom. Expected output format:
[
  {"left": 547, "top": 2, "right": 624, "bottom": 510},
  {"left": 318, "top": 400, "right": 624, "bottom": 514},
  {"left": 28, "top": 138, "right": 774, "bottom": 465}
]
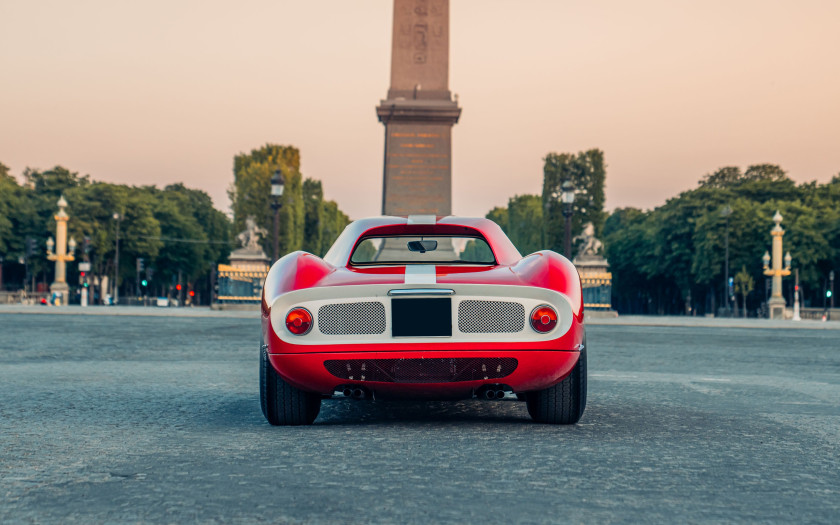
[
  {"left": 260, "top": 343, "right": 321, "bottom": 426},
  {"left": 526, "top": 347, "right": 587, "bottom": 424}
]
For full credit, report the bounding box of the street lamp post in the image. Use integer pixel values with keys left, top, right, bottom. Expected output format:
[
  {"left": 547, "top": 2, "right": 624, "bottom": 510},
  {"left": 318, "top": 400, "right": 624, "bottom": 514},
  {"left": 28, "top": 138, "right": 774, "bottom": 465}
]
[
  {"left": 721, "top": 204, "right": 733, "bottom": 315},
  {"left": 761, "top": 211, "right": 792, "bottom": 320},
  {"left": 270, "top": 169, "right": 286, "bottom": 262},
  {"left": 113, "top": 213, "right": 121, "bottom": 305},
  {"left": 561, "top": 180, "right": 575, "bottom": 259}
]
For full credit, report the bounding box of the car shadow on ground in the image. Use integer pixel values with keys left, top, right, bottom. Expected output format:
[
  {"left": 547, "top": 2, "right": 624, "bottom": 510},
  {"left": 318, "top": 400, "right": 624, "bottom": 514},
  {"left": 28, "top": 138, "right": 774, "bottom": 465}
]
[
  {"left": 208, "top": 395, "right": 535, "bottom": 428},
  {"left": 315, "top": 398, "right": 533, "bottom": 426},
  {"left": 210, "top": 390, "right": 729, "bottom": 441}
]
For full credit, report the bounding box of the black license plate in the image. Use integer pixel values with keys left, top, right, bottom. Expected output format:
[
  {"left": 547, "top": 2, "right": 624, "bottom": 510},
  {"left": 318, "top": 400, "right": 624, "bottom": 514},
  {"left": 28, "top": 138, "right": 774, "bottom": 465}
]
[{"left": 391, "top": 298, "right": 452, "bottom": 337}]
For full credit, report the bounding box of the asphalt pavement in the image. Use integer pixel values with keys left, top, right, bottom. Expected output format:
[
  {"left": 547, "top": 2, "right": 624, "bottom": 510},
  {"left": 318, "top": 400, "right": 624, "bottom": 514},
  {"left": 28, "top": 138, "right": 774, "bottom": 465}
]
[{"left": 1, "top": 311, "right": 839, "bottom": 523}]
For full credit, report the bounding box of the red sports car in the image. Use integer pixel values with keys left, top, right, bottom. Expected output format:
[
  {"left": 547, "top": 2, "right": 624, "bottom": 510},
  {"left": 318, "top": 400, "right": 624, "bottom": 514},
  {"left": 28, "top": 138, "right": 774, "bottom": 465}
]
[{"left": 260, "top": 215, "right": 586, "bottom": 425}]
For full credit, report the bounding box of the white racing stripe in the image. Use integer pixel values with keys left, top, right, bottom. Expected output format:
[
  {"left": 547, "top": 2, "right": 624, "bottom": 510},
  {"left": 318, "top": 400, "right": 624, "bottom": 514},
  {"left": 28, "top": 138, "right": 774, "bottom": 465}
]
[
  {"left": 407, "top": 215, "right": 436, "bottom": 225},
  {"left": 405, "top": 265, "right": 437, "bottom": 284}
]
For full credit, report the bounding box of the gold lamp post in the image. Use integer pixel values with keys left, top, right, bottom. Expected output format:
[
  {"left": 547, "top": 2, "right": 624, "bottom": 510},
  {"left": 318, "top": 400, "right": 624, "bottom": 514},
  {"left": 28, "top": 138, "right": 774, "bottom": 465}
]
[
  {"left": 762, "top": 210, "right": 791, "bottom": 320},
  {"left": 46, "top": 195, "right": 76, "bottom": 306}
]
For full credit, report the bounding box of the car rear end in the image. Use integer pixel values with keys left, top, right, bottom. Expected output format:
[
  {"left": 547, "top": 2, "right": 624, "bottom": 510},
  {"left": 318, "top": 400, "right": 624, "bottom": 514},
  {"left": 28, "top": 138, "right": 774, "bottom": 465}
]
[
  {"left": 264, "top": 279, "right": 583, "bottom": 399},
  {"left": 260, "top": 216, "right": 586, "bottom": 424}
]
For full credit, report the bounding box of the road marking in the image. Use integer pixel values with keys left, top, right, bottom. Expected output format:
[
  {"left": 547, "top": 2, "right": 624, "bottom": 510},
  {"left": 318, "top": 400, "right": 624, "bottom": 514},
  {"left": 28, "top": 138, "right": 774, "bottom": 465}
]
[
  {"left": 407, "top": 215, "right": 436, "bottom": 225},
  {"left": 405, "top": 265, "right": 436, "bottom": 284}
]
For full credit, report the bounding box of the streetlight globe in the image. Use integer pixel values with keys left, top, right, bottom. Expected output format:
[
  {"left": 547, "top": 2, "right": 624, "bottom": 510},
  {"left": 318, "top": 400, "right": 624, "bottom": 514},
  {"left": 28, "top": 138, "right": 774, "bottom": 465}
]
[
  {"left": 762, "top": 251, "right": 770, "bottom": 268},
  {"left": 113, "top": 212, "right": 120, "bottom": 220},
  {"left": 271, "top": 170, "right": 285, "bottom": 197},
  {"left": 68, "top": 236, "right": 77, "bottom": 253},
  {"left": 784, "top": 251, "right": 792, "bottom": 269},
  {"left": 46, "top": 236, "right": 55, "bottom": 253},
  {"left": 561, "top": 180, "right": 575, "bottom": 205}
]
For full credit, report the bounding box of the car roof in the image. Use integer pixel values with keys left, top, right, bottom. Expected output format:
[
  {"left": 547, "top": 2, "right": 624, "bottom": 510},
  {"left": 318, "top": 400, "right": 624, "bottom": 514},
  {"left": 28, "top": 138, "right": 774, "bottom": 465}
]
[{"left": 322, "top": 215, "right": 523, "bottom": 267}]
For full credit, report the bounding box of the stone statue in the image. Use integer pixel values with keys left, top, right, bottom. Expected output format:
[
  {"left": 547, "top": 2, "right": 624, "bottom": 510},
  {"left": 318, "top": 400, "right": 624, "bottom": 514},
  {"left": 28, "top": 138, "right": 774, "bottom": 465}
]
[
  {"left": 574, "top": 222, "right": 603, "bottom": 258},
  {"left": 237, "top": 216, "right": 267, "bottom": 251}
]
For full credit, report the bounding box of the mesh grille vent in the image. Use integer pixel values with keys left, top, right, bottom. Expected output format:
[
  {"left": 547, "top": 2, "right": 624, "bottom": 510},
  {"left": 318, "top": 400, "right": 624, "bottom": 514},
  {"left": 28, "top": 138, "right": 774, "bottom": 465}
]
[
  {"left": 324, "top": 358, "right": 518, "bottom": 383},
  {"left": 318, "top": 301, "right": 386, "bottom": 335},
  {"left": 458, "top": 300, "right": 525, "bottom": 333}
]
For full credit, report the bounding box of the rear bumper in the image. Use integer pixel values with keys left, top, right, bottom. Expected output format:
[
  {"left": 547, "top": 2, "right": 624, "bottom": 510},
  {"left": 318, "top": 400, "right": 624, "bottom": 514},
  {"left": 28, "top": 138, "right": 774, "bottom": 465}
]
[
  {"left": 262, "top": 307, "right": 585, "bottom": 398},
  {"left": 268, "top": 349, "right": 581, "bottom": 399}
]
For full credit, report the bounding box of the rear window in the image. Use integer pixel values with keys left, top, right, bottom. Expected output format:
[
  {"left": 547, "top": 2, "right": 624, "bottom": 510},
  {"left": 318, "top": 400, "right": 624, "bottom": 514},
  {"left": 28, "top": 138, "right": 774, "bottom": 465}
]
[{"left": 350, "top": 236, "right": 496, "bottom": 265}]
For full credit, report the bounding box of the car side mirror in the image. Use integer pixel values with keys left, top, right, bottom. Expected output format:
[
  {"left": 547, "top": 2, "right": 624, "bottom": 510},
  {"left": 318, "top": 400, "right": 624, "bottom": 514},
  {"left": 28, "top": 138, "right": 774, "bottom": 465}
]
[{"left": 407, "top": 240, "right": 438, "bottom": 253}]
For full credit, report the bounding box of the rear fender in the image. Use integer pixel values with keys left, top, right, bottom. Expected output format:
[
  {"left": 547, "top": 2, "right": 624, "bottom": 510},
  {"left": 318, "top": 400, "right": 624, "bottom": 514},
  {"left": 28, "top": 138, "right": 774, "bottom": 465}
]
[
  {"left": 512, "top": 251, "right": 583, "bottom": 321},
  {"left": 261, "top": 251, "right": 335, "bottom": 315}
]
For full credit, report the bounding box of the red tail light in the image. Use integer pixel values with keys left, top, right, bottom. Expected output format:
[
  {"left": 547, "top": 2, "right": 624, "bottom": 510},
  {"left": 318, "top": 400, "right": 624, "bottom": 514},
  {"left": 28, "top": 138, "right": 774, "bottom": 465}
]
[
  {"left": 285, "top": 307, "right": 313, "bottom": 335},
  {"left": 530, "top": 305, "right": 558, "bottom": 333}
]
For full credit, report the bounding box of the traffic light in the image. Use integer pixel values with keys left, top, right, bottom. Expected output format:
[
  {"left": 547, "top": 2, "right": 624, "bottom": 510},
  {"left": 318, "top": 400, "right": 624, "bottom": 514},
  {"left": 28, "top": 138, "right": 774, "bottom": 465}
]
[
  {"left": 189, "top": 290, "right": 195, "bottom": 297},
  {"left": 83, "top": 236, "right": 91, "bottom": 254},
  {"left": 828, "top": 290, "right": 834, "bottom": 299},
  {"left": 136, "top": 258, "right": 145, "bottom": 272},
  {"left": 141, "top": 279, "right": 148, "bottom": 287},
  {"left": 176, "top": 284, "right": 182, "bottom": 291},
  {"left": 26, "top": 237, "right": 36, "bottom": 257}
]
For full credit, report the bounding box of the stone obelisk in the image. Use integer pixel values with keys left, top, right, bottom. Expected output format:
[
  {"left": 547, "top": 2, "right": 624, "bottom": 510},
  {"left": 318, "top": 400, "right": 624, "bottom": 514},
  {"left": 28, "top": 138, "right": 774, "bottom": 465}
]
[{"left": 377, "top": 0, "right": 461, "bottom": 216}]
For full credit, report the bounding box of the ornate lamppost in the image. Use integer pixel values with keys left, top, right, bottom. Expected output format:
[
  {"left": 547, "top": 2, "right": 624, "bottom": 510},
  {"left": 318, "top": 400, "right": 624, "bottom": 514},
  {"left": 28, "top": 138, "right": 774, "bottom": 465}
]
[
  {"left": 270, "top": 169, "right": 286, "bottom": 262},
  {"left": 762, "top": 211, "right": 792, "bottom": 319},
  {"left": 721, "top": 204, "right": 733, "bottom": 315},
  {"left": 561, "top": 180, "right": 575, "bottom": 259},
  {"left": 46, "top": 195, "right": 76, "bottom": 305},
  {"left": 113, "top": 213, "right": 122, "bottom": 305}
]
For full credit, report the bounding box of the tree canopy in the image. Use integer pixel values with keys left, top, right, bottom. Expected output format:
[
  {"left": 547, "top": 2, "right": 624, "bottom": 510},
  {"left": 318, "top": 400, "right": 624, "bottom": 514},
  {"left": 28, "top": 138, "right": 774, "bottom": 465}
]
[
  {"left": 482, "top": 157, "right": 839, "bottom": 316},
  {"left": 601, "top": 166, "right": 840, "bottom": 314},
  {"left": 2, "top": 146, "right": 351, "bottom": 300},
  {"left": 0, "top": 165, "right": 231, "bottom": 298},
  {"left": 228, "top": 144, "right": 348, "bottom": 258}
]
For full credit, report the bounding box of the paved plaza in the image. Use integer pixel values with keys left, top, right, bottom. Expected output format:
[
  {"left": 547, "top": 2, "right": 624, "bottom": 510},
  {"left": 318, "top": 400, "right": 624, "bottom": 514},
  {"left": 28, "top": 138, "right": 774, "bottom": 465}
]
[{"left": 1, "top": 309, "right": 839, "bottom": 523}]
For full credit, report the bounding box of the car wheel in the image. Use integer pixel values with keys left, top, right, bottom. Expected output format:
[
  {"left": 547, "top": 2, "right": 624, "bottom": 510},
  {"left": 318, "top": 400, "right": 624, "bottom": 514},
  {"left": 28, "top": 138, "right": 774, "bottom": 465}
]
[
  {"left": 260, "top": 340, "right": 321, "bottom": 426},
  {"left": 526, "top": 347, "right": 587, "bottom": 424}
]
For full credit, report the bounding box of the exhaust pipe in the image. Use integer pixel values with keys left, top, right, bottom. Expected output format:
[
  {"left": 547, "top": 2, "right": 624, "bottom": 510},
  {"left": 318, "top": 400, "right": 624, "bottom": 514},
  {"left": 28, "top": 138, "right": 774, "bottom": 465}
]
[
  {"left": 484, "top": 390, "right": 496, "bottom": 400},
  {"left": 342, "top": 388, "right": 353, "bottom": 398},
  {"left": 495, "top": 390, "right": 507, "bottom": 399},
  {"left": 351, "top": 388, "right": 365, "bottom": 399}
]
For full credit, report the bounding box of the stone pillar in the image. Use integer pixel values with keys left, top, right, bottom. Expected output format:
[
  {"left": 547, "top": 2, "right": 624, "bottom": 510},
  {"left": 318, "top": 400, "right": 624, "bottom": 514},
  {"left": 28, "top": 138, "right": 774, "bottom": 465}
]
[
  {"left": 377, "top": 0, "right": 461, "bottom": 216},
  {"left": 764, "top": 211, "right": 791, "bottom": 320},
  {"left": 47, "top": 195, "right": 75, "bottom": 305}
]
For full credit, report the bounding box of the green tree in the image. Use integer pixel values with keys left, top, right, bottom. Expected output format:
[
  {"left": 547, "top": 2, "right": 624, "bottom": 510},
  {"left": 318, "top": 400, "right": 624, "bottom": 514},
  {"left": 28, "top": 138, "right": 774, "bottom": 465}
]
[
  {"left": 506, "top": 194, "right": 543, "bottom": 255},
  {"left": 734, "top": 265, "right": 754, "bottom": 317},
  {"left": 542, "top": 149, "right": 607, "bottom": 254},
  {"left": 0, "top": 163, "right": 21, "bottom": 256},
  {"left": 229, "top": 144, "right": 304, "bottom": 257},
  {"left": 602, "top": 207, "right": 656, "bottom": 313},
  {"left": 318, "top": 200, "right": 350, "bottom": 257},
  {"left": 488, "top": 160, "right": 840, "bottom": 315},
  {"left": 62, "top": 182, "right": 161, "bottom": 294},
  {"left": 302, "top": 178, "right": 324, "bottom": 255}
]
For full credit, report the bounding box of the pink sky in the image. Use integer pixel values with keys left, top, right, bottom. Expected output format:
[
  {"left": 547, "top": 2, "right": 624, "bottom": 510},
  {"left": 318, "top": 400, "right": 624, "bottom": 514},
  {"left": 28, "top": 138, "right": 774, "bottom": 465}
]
[{"left": 2, "top": 0, "right": 839, "bottom": 220}]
